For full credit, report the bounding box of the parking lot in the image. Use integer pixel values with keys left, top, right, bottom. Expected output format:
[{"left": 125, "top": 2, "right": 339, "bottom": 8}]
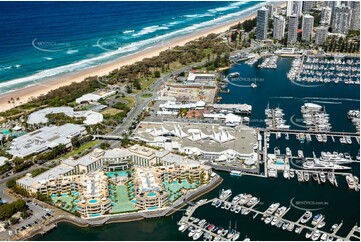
[{"left": 0, "top": 200, "right": 54, "bottom": 239}]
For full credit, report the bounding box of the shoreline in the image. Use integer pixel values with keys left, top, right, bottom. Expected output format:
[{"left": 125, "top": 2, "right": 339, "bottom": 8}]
[{"left": 0, "top": 9, "right": 263, "bottom": 113}]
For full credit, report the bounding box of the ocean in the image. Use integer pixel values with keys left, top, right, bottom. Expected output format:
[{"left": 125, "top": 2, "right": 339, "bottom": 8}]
[
  {"left": 33, "top": 58, "right": 360, "bottom": 241},
  {"left": 0, "top": 1, "right": 265, "bottom": 94}
]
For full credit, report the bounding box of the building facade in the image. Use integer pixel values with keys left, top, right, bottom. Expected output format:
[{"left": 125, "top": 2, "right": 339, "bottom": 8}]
[
  {"left": 302, "top": 14, "right": 314, "bottom": 41},
  {"left": 256, "top": 7, "right": 269, "bottom": 40},
  {"left": 288, "top": 14, "right": 299, "bottom": 44},
  {"left": 332, "top": 4, "right": 352, "bottom": 34},
  {"left": 273, "top": 15, "right": 286, "bottom": 40},
  {"left": 315, "top": 25, "right": 329, "bottom": 45},
  {"left": 320, "top": 7, "right": 332, "bottom": 25},
  {"left": 350, "top": 1, "right": 360, "bottom": 31}
]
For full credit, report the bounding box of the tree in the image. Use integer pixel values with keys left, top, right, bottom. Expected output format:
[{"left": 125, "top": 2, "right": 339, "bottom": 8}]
[
  {"left": 100, "top": 142, "right": 111, "bottom": 150},
  {"left": 133, "top": 79, "right": 142, "bottom": 90},
  {"left": 6, "top": 179, "right": 16, "bottom": 188},
  {"left": 125, "top": 84, "right": 133, "bottom": 94},
  {"left": 153, "top": 70, "right": 161, "bottom": 78}
]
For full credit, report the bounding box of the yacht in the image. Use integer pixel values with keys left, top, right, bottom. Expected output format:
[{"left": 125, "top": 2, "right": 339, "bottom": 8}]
[
  {"left": 219, "top": 189, "right": 232, "bottom": 200},
  {"left": 228, "top": 72, "right": 240, "bottom": 78},
  {"left": 286, "top": 147, "right": 292, "bottom": 156},
  {"left": 304, "top": 171, "right": 310, "bottom": 181},
  {"left": 232, "top": 232, "right": 240, "bottom": 241},
  {"left": 247, "top": 197, "right": 259, "bottom": 206},
  {"left": 312, "top": 172, "right": 319, "bottom": 182},
  {"left": 289, "top": 169, "right": 295, "bottom": 178},
  {"left": 235, "top": 206, "right": 242, "bottom": 214},
  {"left": 305, "top": 230, "right": 313, "bottom": 239},
  {"left": 264, "top": 216, "right": 273, "bottom": 224},
  {"left": 317, "top": 221, "right": 326, "bottom": 228},
  {"left": 287, "top": 223, "right": 294, "bottom": 232},
  {"left": 285, "top": 133, "right": 289, "bottom": 140},
  {"left": 320, "top": 233, "right": 328, "bottom": 241},
  {"left": 346, "top": 174, "right": 356, "bottom": 189},
  {"left": 339, "top": 136, "right": 347, "bottom": 144},
  {"left": 188, "top": 229, "right": 196, "bottom": 237},
  {"left": 312, "top": 230, "right": 321, "bottom": 241},
  {"left": 271, "top": 217, "right": 278, "bottom": 226},
  {"left": 275, "top": 206, "right": 287, "bottom": 217},
  {"left": 319, "top": 152, "right": 353, "bottom": 164},
  {"left": 282, "top": 222, "right": 289, "bottom": 230},
  {"left": 300, "top": 211, "right": 312, "bottom": 224},
  {"left": 327, "top": 172, "right": 335, "bottom": 185},
  {"left": 322, "top": 134, "right": 327, "bottom": 143},
  {"left": 265, "top": 203, "right": 280, "bottom": 215},
  {"left": 230, "top": 170, "right": 242, "bottom": 177},
  {"left": 346, "top": 136, "right": 352, "bottom": 144},
  {"left": 331, "top": 224, "right": 338, "bottom": 231},
  {"left": 296, "top": 170, "right": 303, "bottom": 182},
  {"left": 316, "top": 134, "right": 323, "bottom": 142},
  {"left": 306, "top": 133, "right": 312, "bottom": 141},
  {"left": 303, "top": 158, "right": 351, "bottom": 170},
  {"left": 320, "top": 172, "right": 326, "bottom": 183},
  {"left": 298, "top": 150, "right": 304, "bottom": 158},
  {"left": 295, "top": 226, "right": 302, "bottom": 234},
  {"left": 251, "top": 83, "right": 257, "bottom": 88},
  {"left": 283, "top": 169, "right": 289, "bottom": 179},
  {"left": 311, "top": 214, "right": 324, "bottom": 226},
  {"left": 193, "top": 230, "right": 203, "bottom": 240}
]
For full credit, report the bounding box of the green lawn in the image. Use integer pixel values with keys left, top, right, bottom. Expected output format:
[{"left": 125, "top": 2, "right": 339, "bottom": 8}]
[
  {"left": 62, "top": 140, "right": 99, "bottom": 159},
  {"left": 110, "top": 185, "right": 137, "bottom": 214}
]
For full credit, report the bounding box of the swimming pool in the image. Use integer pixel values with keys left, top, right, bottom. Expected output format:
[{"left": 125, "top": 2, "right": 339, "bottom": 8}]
[
  {"left": 89, "top": 199, "right": 98, "bottom": 204},
  {"left": 106, "top": 171, "right": 128, "bottom": 178},
  {"left": 147, "top": 206, "right": 158, "bottom": 210},
  {"left": 89, "top": 213, "right": 100, "bottom": 217},
  {"left": 276, "top": 160, "right": 285, "bottom": 165},
  {"left": 148, "top": 192, "right": 156, "bottom": 197}
]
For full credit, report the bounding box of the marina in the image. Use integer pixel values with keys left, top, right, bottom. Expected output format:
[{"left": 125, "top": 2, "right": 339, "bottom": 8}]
[{"left": 178, "top": 190, "right": 359, "bottom": 241}]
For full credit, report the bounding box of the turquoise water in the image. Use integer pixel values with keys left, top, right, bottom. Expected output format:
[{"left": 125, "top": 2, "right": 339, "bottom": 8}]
[
  {"left": 89, "top": 199, "right": 98, "bottom": 204},
  {"left": 147, "top": 206, "right": 158, "bottom": 210},
  {"left": 148, "top": 192, "right": 156, "bottom": 197},
  {"left": 106, "top": 171, "right": 128, "bottom": 178},
  {"left": 89, "top": 214, "right": 100, "bottom": 218},
  {"left": 33, "top": 57, "right": 360, "bottom": 241},
  {"left": 0, "top": 1, "right": 262, "bottom": 95}
]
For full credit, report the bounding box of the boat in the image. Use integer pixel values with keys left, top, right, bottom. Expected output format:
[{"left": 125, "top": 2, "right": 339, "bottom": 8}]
[
  {"left": 287, "top": 223, "right": 294, "bottom": 232},
  {"left": 311, "top": 214, "right": 324, "bottom": 226},
  {"left": 271, "top": 217, "right": 278, "bottom": 226},
  {"left": 320, "top": 172, "right": 326, "bottom": 183},
  {"left": 230, "top": 171, "right": 242, "bottom": 177},
  {"left": 316, "top": 134, "right": 323, "bottom": 142},
  {"left": 346, "top": 136, "right": 352, "bottom": 144},
  {"left": 306, "top": 133, "right": 312, "bottom": 141},
  {"left": 265, "top": 203, "right": 280, "bottom": 215},
  {"left": 193, "top": 230, "right": 203, "bottom": 240},
  {"left": 296, "top": 170, "right": 303, "bottom": 182},
  {"left": 300, "top": 211, "right": 312, "bottom": 224},
  {"left": 320, "top": 233, "right": 328, "bottom": 241},
  {"left": 305, "top": 230, "right": 313, "bottom": 239},
  {"left": 331, "top": 224, "right": 338, "bottom": 231},
  {"left": 232, "top": 232, "right": 240, "bottom": 241},
  {"left": 275, "top": 206, "right": 287, "bottom": 217},
  {"left": 194, "top": 218, "right": 200, "bottom": 223},
  {"left": 317, "top": 221, "right": 326, "bottom": 228},
  {"left": 214, "top": 235, "right": 221, "bottom": 241},
  {"left": 303, "top": 158, "right": 352, "bottom": 170},
  {"left": 286, "top": 147, "right": 292, "bottom": 156},
  {"left": 283, "top": 169, "right": 289, "bottom": 179},
  {"left": 304, "top": 171, "right": 310, "bottom": 181},
  {"left": 247, "top": 197, "right": 259, "bottom": 206},
  {"left": 340, "top": 136, "right": 347, "bottom": 144},
  {"left": 228, "top": 72, "right": 240, "bottom": 78},
  {"left": 251, "top": 83, "right": 257, "bottom": 88},
  {"left": 295, "top": 226, "right": 302, "bottom": 234},
  {"left": 285, "top": 133, "right": 289, "bottom": 140},
  {"left": 298, "top": 150, "right": 304, "bottom": 158},
  {"left": 235, "top": 206, "right": 241, "bottom": 214},
  {"left": 219, "top": 189, "right": 232, "bottom": 201},
  {"left": 264, "top": 216, "right": 273, "bottom": 224},
  {"left": 311, "top": 230, "right": 321, "bottom": 241},
  {"left": 346, "top": 174, "right": 356, "bottom": 189},
  {"left": 289, "top": 169, "right": 295, "bottom": 178},
  {"left": 188, "top": 229, "right": 196, "bottom": 237},
  {"left": 312, "top": 172, "right": 319, "bottom": 182},
  {"left": 327, "top": 172, "right": 335, "bottom": 185},
  {"left": 282, "top": 222, "right": 289, "bottom": 230},
  {"left": 178, "top": 223, "right": 188, "bottom": 231},
  {"left": 217, "top": 228, "right": 224, "bottom": 235}
]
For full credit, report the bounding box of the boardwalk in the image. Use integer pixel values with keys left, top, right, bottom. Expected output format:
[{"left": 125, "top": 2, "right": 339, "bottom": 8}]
[{"left": 260, "top": 128, "right": 359, "bottom": 138}]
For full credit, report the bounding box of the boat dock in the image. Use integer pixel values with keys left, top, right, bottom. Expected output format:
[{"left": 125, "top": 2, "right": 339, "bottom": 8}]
[
  {"left": 181, "top": 193, "right": 359, "bottom": 241},
  {"left": 260, "top": 128, "right": 359, "bottom": 139},
  {"left": 178, "top": 198, "right": 237, "bottom": 241}
]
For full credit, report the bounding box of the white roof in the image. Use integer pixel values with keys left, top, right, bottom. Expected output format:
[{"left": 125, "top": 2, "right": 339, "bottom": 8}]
[
  {"left": 187, "top": 72, "right": 215, "bottom": 82},
  {"left": 27, "top": 107, "right": 103, "bottom": 125}
]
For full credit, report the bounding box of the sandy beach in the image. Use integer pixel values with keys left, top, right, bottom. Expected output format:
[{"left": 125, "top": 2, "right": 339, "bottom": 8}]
[{"left": 0, "top": 2, "right": 285, "bottom": 113}]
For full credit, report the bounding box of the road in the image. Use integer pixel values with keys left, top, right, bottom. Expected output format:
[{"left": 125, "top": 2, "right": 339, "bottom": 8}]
[{"left": 107, "top": 59, "right": 208, "bottom": 147}]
